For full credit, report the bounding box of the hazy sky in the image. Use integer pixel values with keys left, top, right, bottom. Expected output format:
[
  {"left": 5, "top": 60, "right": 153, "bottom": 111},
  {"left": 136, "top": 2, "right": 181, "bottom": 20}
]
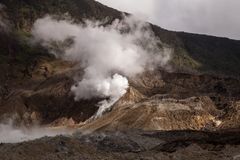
[{"left": 96, "top": 0, "right": 240, "bottom": 40}]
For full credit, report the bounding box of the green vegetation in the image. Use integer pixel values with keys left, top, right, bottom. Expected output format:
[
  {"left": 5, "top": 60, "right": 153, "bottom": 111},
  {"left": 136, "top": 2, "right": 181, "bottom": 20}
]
[
  {"left": 177, "top": 32, "right": 240, "bottom": 75},
  {"left": 152, "top": 25, "right": 240, "bottom": 76}
]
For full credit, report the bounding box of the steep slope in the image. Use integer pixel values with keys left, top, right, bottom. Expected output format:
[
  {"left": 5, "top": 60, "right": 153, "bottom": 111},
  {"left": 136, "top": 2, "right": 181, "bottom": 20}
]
[
  {"left": 152, "top": 25, "right": 240, "bottom": 75},
  {"left": 1, "top": 0, "right": 240, "bottom": 76},
  {"left": 0, "top": 0, "right": 239, "bottom": 133}
]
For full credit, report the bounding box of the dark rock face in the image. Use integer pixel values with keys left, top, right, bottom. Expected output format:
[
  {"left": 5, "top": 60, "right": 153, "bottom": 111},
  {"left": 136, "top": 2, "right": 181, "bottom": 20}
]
[{"left": 0, "top": 0, "right": 122, "bottom": 31}]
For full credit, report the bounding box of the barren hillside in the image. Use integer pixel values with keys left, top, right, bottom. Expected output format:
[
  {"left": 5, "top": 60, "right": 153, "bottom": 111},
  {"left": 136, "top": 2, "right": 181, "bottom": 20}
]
[{"left": 0, "top": 0, "right": 240, "bottom": 159}]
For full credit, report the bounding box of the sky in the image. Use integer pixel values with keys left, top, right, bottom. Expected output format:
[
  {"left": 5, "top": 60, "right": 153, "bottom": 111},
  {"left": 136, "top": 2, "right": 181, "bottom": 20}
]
[{"left": 96, "top": 0, "right": 240, "bottom": 40}]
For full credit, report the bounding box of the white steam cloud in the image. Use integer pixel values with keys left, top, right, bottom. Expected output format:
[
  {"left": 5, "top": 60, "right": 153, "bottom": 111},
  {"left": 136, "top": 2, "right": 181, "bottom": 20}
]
[
  {"left": 31, "top": 15, "right": 171, "bottom": 117},
  {"left": 0, "top": 118, "right": 72, "bottom": 143}
]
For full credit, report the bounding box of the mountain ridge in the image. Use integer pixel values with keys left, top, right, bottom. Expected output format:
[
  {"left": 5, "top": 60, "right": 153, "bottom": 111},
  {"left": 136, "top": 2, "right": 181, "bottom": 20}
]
[{"left": 0, "top": 0, "right": 240, "bottom": 76}]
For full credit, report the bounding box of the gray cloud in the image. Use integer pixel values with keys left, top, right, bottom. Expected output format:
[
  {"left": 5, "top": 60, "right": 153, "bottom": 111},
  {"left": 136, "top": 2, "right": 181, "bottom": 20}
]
[{"left": 96, "top": 0, "right": 240, "bottom": 40}]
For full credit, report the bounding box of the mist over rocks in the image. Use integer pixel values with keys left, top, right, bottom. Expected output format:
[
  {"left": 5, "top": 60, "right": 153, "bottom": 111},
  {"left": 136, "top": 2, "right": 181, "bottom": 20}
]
[
  {"left": 31, "top": 15, "right": 171, "bottom": 116},
  {"left": 0, "top": 117, "right": 72, "bottom": 143},
  {"left": 0, "top": 3, "right": 9, "bottom": 32}
]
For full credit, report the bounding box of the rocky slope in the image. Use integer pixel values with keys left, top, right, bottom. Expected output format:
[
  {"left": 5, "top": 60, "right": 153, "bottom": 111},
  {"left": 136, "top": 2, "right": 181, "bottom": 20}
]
[
  {"left": 0, "top": 63, "right": 239, "bottom": 131},
  {"left": 80, "top": 70, "right": 240, "bottom": 132},
  {"left": 1, "top": 130, "right": 240, "bottom": 160},
  {"left": 0, "top": 0, "right": 240, "bottom": 159},
  {"left": 0, "top": 0, "right": 239, "bottom": 129}
]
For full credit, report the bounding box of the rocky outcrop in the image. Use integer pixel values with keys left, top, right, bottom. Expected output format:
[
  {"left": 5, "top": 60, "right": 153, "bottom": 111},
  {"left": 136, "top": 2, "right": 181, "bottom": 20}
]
[
  {"left": 80, "top": 94, "right": 222, "bottom": 131},
  {"left": 0, "top": 59, "right": 99, "bottom": 126},
  {"left": 0, "top": 62, "right": 239, "bottom": 132},
  {"left": 80, "top": 70, "right": 240, "bottom": 132},
  {"left": 220, "top": 101, "right": 240, "bottom": 129},
  {"left": 0, "top": 0, "right": 239, "bottom": 132},
  {"left": 1, "top": 130, "right": 240, "bottom": 160}
]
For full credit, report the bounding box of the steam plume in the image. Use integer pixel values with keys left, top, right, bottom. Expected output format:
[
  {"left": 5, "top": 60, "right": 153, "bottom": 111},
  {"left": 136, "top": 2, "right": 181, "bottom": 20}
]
[
  {"left": 0, "top": 118, "right": 72, "bottom": 143},
  {"left": 32, "top": 15, "right": 171, "bottom": 117}
]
